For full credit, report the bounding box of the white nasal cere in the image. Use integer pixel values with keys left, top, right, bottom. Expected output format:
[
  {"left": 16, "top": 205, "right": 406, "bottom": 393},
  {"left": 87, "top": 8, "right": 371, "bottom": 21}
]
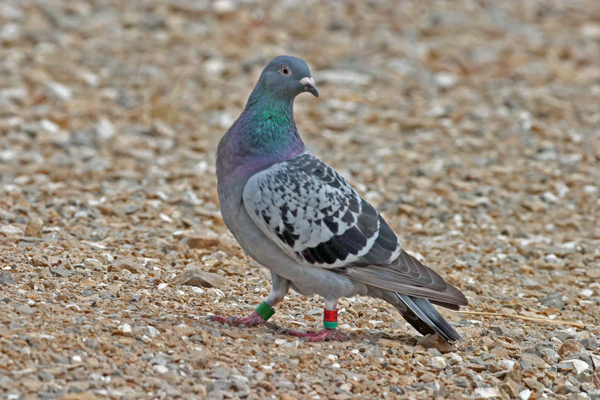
[{"left": 300, "top": 77, "right": 316, "bottom": 87}]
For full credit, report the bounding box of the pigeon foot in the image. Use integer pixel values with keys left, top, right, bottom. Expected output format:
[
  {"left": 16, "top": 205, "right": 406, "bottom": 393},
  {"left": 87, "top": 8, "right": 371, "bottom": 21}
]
[
  {"left": 209, "top": 311, "right": 280, "bottom": 330},
  {"left": 282, "top": 328, "right": 346, "bottom": 342}
]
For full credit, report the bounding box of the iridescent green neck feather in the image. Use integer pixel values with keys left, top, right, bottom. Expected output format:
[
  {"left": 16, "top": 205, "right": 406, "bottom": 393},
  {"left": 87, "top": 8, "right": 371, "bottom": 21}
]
[{"left": 216, "top": 85, "right": 305, "bottom": 182}]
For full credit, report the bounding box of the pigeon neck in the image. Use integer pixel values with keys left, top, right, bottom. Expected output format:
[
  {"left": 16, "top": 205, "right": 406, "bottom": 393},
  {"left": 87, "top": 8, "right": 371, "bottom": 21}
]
[
  {"left": 242, "top": 88, "right": 304, "bottom": 154},
  {"left": 217, "top": 90, "right": 305, "bottom": 182}
]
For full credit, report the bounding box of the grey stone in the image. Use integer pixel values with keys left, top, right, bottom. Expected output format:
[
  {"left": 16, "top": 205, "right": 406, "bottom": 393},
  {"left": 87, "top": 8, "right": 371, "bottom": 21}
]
[
  {"left": 364, "top": 345, "right": 382, "bottom": 358},
  {"left": 276, "top": 381, "right": 296, "bottom": 390},
  {"left": 0, "top": 271, "right": 15, "bottom": 286},
  {"left": 64, "top": 327, "right": 82, "bottom": 335},
  {"left": 538, "top": 348, "right": 560, "bottom": 364},
  {"left": 453, "top": 377, "right": 470, "bottom": 387},
  {"left": 540, "top": 292, "right": 564, "bottom": 310},
  {"left": 535, "top": 341, "right": 556, "bottom": 352},
  {"left": 555, "top": 331, "right": 576, "bottom": 341},
  {"left": 580, "top": 337, "right": 598, "bottom": 351},
  {"left": 14, "top": 304, "right": 35, "bottom": 315},
  {"left": 210, "top": 368, "right": 230, "bottom": 379},
  {"left": 53, "top": 354, "right": 69, "bottom": 364},
  {"left": 519, "top": 360, "right": 533, "bottom": 370},
  {"left": 565, "top": 384, "right": 581, "bottom": 394},
  {"left": 588, "top": 390, "right": 600, "bottom": 400},
  {"left": 50, "top": 268, "right": 75, "bottom": 278},
  {"left": 519, "top": 354, "right": 546, "bottom": 369},
  {"left": 489, "top": 325, "right": 510, "bottom": 336},
  {"left": 208, "top": 379, "right": 232, "bottom": 392},
  {"left": 150, "top": 354, "right": 170, "bottom": 366},
  {"left": 118, "top": 91, "right": 139, "bottom": 108},
  {"left": 38, "top": 372, "right": 54, "bottom": 381},
  {"left": 85, "top": 339, "right": 100, "bottom": 350},
  {"left": 122, "top": 204, "right": 139, "bottom": 215}
]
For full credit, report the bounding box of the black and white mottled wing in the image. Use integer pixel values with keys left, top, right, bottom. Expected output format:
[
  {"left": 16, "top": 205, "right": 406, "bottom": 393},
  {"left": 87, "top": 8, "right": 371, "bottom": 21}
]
[
  {"left": 243, "top": 152, "right": 467, "bottom": 307},
  {"left": 243, "top": 152, "right": 401, "bottom": 268}
]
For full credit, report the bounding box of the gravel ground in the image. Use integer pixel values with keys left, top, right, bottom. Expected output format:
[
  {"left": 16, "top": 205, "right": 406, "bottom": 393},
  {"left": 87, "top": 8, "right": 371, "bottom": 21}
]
[{"left": 1, "top": 0, "right": 600, "bottom": 399}]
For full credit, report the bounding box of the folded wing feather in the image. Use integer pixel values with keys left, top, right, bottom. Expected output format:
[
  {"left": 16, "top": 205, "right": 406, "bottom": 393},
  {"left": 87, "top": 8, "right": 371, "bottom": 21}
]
[{"left": 243, "top": 151, "right": 467, "bottom": 308}]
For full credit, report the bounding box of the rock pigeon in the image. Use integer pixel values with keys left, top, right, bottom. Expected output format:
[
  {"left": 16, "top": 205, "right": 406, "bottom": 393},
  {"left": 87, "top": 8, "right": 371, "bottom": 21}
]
[{"left": 213, "top": 55, "right": 468, "bottom": 341}]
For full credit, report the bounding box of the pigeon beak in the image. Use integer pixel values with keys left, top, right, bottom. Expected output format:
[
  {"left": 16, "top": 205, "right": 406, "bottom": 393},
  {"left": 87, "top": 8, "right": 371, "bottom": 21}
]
[{"left": 300, "top": 77, "right": 319, "bottom": 97}]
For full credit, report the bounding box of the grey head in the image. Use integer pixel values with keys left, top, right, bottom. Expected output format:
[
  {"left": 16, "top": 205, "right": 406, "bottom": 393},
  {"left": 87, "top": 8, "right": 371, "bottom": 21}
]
[{"left": 254, "top": 55, "right": 318, "bottom": 100}]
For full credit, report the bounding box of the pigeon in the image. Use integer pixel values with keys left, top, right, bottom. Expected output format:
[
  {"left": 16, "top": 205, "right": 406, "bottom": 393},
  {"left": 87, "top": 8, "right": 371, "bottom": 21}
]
[{"left": 213, "top": 55, "right": 468, "bottom": 342}]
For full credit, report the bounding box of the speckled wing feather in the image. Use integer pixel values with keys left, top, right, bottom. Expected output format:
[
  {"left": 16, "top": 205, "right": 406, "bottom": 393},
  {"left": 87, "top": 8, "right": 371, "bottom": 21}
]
[
  {"left": 243, "top": 152, "right": 401, "bottom": 267},
  {"left": 243, "top": 152, "right": 466, "bottom": 307}
]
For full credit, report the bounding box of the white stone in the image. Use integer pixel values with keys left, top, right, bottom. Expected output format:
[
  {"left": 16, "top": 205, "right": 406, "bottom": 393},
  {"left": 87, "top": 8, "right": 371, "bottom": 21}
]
[
  {"left": 0, "top": 23, "right": 20, "bottom": 42},
  {"left": 424, "top": 104, "right": 447, "bottom": 118},
  {"left": 564, "top": 359, "right": 590, "bottom": 374},
  {"left": 556, "top": 182, "right": 569, "bottom": 198},
  {"left": 583, "top": 185, "right": 598, "bottom": 193},
  {"left": 84, "top": 258, "right": 103, "bottom": 270},
  {"left": 82, "top": 72, "right": 100, "bottom": 86},
  {"left": 0, "top": 225, "right": 23, "bottom": 235},
  {"left": 591, "top": 354, "right": 600, "bottom": 370},
  {"left": 428, "top": 356, "right": 446, "bottom": 369},
  {"left": 581, "top": 23, "right": 600, "bottom": 38},
  {"left": 72, "top": 355, "right": 82, "bottom": 363},
  {"left": 119, "top": 323, "right": 132, "bottom": 333},
  {"left": 40, "top": 119, "right": 59, "bottom": 133},
  {"left": 434, "top": 72, "right": 458, "bottom": 89},
  {"left": 46, "top": 82, "right": 72, "bottom": 101},
  {"left": 447, "top": 352, "right": 463, "bottom": 365},
  {"left": 519, "top": 389, "right": 531, "bottom": 400},
  {"left": 274, "top": 339, "right": 287, "bottom": 345},
  {"left": 0, "top": 87, "right": 27, "bottom": 102},
  {"left": 542, "top": 192, "right": 559, "bottom": 203},
  {"left": 474, "top": 387, "right": 502, "bottom": 398},
  {"left": 1, "top": 3, "right": 25, "bottom": 20},
  {"left": 153, "top": 365, "right": 168, "bottom": 374},
  {"left": 95, "top": 119, "right": 114, "bottom": 140},
  {"left": 205, "top": 59, "right": 226, "bottom": 76},
  {"left": 498, "top": 359, "right": 516, "bottom": 370},
  {"left": 158, "top": 283, "right": 168, "bottom": 290},
  {"left": 213, "top": 0, "right": 236, "bottom": 14},
  {"left": 147, "top": 326, "right": 160, "bottom": 337},
  {"left": 581, "top": 289, "right": 594, "bottom": 297}
]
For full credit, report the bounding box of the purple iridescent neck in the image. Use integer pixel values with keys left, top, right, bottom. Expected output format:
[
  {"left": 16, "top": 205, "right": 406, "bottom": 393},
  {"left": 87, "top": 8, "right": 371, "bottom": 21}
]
[{"left": 216, "top": 90, "right": 306, "bottom": 184}]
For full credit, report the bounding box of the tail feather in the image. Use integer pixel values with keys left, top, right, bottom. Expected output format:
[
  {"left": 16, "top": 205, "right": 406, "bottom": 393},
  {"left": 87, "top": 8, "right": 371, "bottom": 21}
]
[{"left": 395, "top": 294, "right": 461, "bottom": 341}]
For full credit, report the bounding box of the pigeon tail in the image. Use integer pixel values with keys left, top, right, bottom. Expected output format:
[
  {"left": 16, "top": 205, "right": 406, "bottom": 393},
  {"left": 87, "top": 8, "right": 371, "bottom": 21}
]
[{"left": 393, "top": 294, "right": 461, "bottom": 341}]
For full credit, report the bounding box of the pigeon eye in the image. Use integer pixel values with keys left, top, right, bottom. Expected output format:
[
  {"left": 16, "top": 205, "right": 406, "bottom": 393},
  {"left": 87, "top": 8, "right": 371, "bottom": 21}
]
[{"left": 280, "top": 66, "right": 291, "bottom": 76}]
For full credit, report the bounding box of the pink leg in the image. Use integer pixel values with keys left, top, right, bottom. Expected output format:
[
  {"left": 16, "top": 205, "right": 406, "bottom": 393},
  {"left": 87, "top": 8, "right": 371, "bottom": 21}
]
[
  {"left": 209, "top": 311, "right": 281, "bottom": 331},
  {"left": 282, "top": 328, "right": 346, "bottom": 342}
]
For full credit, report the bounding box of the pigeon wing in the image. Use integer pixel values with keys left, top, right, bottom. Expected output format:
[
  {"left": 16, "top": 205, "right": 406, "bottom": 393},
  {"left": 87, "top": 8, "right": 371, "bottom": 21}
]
[{"left": 243, "top": 152, "right": 466, "bottom": 307}]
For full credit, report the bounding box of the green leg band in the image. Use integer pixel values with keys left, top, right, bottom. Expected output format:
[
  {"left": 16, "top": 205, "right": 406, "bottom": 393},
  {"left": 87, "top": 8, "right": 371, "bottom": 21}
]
[
  {"left": 323, "top": 321, "right": 338, "bottom": 329},
  {"left": 255, "top": 301, "right": 275, "bottom": 321}
]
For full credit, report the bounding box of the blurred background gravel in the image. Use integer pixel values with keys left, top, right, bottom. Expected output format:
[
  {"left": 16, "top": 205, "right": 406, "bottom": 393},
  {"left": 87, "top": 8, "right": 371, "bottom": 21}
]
[{"left": 1, "top": 0, "right": 599, "bottom": 399}]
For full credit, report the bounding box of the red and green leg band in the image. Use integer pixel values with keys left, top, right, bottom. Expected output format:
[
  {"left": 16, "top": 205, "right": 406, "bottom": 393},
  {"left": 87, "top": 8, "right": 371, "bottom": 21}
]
[
  {"left": 255, "top": 301, "right": 275, "bottom": 321},
  {"left": 323, "top": 309, "right": 338, "bottom": 329}
]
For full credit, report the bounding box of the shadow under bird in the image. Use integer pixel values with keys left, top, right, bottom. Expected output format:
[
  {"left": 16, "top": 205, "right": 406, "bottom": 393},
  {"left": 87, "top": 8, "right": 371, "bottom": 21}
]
[{"left": 213, "top": 55, "right": 468, "bottom": 342}]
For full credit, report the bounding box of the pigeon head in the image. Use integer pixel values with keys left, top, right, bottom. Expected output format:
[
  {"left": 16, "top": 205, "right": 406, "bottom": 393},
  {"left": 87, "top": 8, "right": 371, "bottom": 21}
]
[{"left": 255, "top": 55, "right": 318, "bottom": 100}]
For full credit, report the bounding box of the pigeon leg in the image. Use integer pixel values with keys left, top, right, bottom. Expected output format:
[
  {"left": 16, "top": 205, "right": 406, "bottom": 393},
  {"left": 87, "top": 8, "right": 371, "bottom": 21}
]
[
  {"left": 209, "top": 311, "right": 275, "bottom": 327},
  {"left": 282, "top": 300, "right": 346, "bottom": 342},
  {"left": 209, "top": 273, "right": 289, "bottom": 330}
]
